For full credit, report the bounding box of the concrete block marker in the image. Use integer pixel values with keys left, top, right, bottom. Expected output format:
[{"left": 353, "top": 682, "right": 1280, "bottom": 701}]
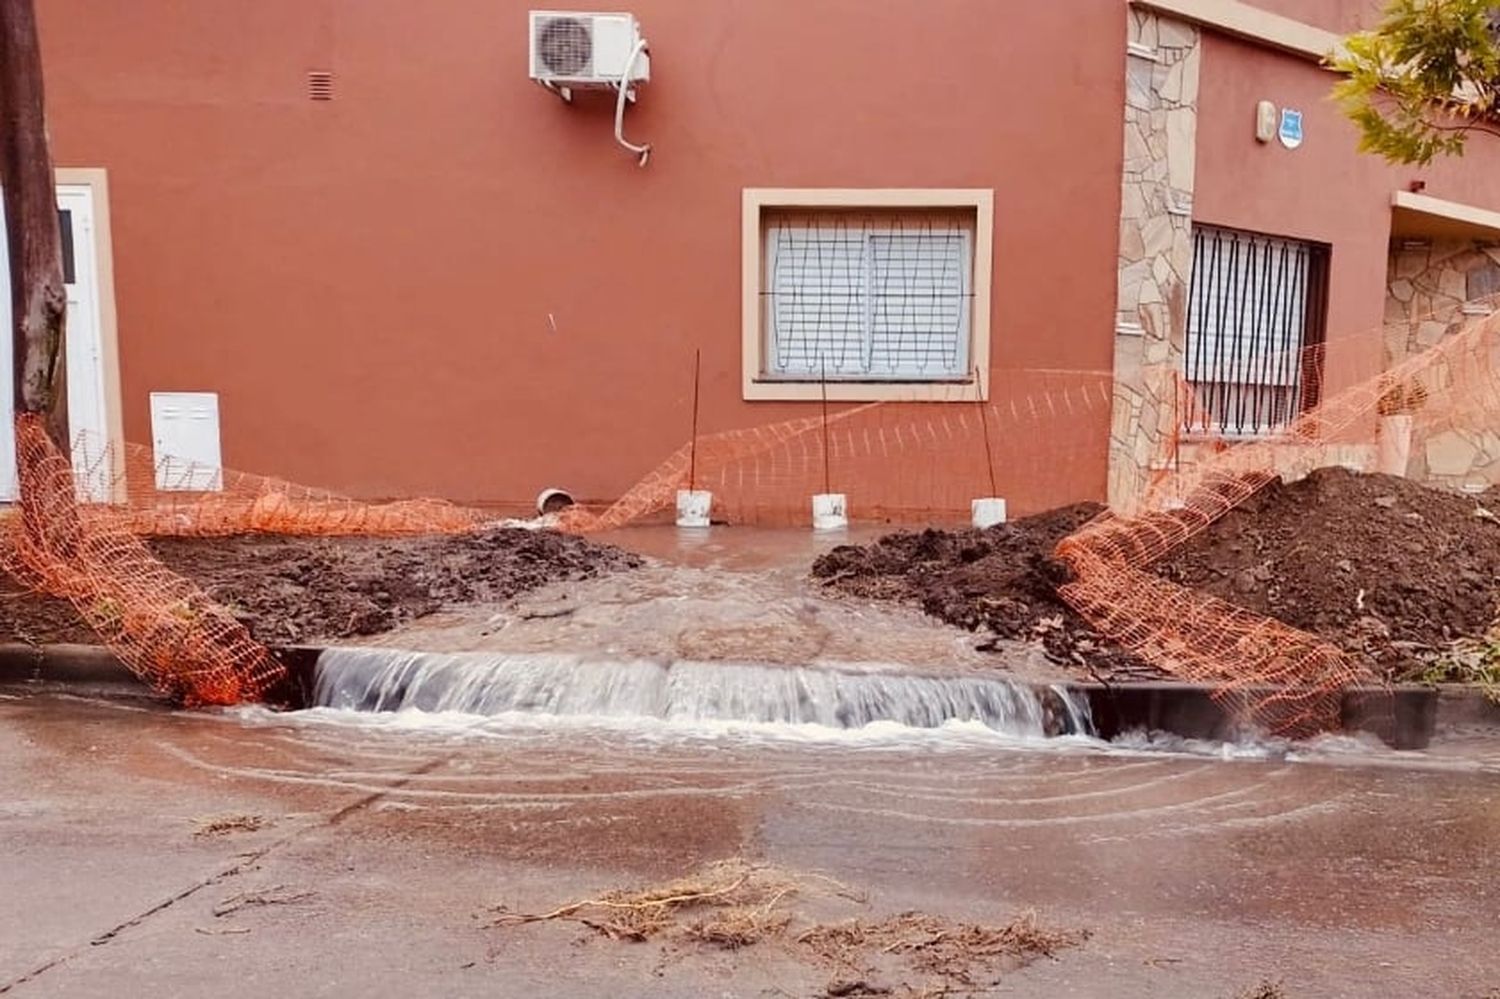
[
  {"left": 811, "top": 493, "right": 848, "bottom": 531},
  {"left": 1377, "top": 414, "right": 1414, "bottom": 477},
  {"left": 971, "top": 497, "right": 1007, "bottom": 529},
  {"left": 675, "top": 489, "right": 712, "bottom": 528}
]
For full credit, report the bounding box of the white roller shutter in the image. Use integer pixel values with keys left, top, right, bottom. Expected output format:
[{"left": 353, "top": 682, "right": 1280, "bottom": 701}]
[
  {"left": 765, "top": 223, "right": 971, "bottom": 380},
  {"left": 868, "top": 231, "right": 969, "bottom": 377},
  {"left": 766, "top": 227, "right": 867, "bottom": 377},
  {"left": 1186, "top": 227, "right": 1311, "bottom": 388},
  {"left": 1183, "top": 225, "right": 1321, "bottom": 436}
]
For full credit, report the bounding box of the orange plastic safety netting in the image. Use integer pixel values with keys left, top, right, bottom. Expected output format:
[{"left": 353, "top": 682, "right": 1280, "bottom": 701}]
[
  {"left": 549, "top": 303, "right": 1500, "bottom": 735},
  {"left": 0, "top": 421, "right": 505, "bottom": 702},
  {"left": 558, "top": 368, "right": 1116, "bottom": 533},
  {"left": 1057, "top": 305, "right": 1500, "bottom": 734},
  {"left": 2, "top": 415, "right": 286, "bottom": 704},
  {"left": 3, "top": 295, "right": 1496, "bottom": 723},
  {"left": 87, "top": 438, "right": 491, "bottom": 537}
]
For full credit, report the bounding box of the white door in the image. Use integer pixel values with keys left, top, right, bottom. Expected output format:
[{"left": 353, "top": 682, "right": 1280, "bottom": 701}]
[{"left": 0, "top": 185, "right": 111, "bottom": 502}]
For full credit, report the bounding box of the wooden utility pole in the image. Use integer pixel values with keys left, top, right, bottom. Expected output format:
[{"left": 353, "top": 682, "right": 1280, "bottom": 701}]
[{"left": 0, "top": 0, "right": 68, "bottom": 453}]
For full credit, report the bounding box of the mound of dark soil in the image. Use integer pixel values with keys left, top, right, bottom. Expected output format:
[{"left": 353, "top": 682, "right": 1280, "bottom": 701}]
[
  {"left": 1155, "top": 466, "right": 1500, "bottom": 670},
  {"left": 811, "top": 503, "right": 1153, "bottom": 677},
  {"left": 815, "top": 466, "right": 1500, "bottom": 679},
  {"left": 0, "top": 528, "right": 641, "bottom": 647}
]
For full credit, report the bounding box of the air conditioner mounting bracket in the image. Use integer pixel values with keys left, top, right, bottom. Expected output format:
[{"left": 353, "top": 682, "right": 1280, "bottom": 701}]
[{"left": 539, "top": 79, "right": 573, "bottom": 104}]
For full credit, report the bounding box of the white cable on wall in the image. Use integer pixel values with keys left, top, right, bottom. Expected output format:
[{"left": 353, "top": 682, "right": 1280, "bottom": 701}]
[{"left": 615, "top": 37, "right": 651, "bottom": 166}]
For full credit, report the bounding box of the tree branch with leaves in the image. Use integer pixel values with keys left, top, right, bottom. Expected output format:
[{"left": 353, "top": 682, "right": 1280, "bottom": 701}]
[{"left": 1331, "top": 0, "right": 1500, "bottom": 165}]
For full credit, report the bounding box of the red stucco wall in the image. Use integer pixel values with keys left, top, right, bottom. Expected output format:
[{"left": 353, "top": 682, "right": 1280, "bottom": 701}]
[
  {"left": 34, "top": 0, "right": 1126, "bottom": 508},
  {"left": 1195, "top": 33, "right": 1500, "bottom": 351},
  {"left": 1249, "top": 0, "right": 1381, "bottom": 33}
]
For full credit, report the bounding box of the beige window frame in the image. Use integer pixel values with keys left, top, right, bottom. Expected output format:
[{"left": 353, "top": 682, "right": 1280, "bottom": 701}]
[{"left": 742, "top": 188, "right": 994, "bottom": 402}]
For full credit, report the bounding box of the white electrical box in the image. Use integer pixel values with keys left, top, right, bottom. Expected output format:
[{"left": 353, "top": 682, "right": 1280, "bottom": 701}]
[
  {"left": 529, "top": 11, "right": 649, "bottom": 87},
  {"left": 150, "top": 391, "right": 223, "bottom": 492}
]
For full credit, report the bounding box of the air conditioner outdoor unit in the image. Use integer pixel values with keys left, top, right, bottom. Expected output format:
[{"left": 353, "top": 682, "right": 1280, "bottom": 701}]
[
  {"left": 529, "top": 10, "right": 653, "bottom": 165},
  {"left": 529, "top": 11, "right": 650, "bottom": 89}
]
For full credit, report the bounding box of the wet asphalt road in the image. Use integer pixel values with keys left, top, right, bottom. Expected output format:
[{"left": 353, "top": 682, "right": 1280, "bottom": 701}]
[{"left": 2, "top": 686, "right": 1498, "bottom": 998}]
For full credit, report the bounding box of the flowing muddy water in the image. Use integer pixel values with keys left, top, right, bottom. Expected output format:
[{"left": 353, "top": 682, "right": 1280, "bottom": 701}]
[
  {"left": 311, "top": 647, "right": 1094, "bottom": 737},
  {"left": 227, "top": 645, "right": 1491, "bottom": 777},
  {"left": 366, "top": 525, "right": 1072, "bottom": 683}
]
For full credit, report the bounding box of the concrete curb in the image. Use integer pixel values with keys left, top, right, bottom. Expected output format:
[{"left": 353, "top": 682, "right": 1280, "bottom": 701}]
[
  {"left": 0, "top": 642, "right": 322, "bottom": 707},
  {"left": 1434, "top": 685, "right": 1500, "bottom": 727},
  {"left": 1066, "top": 682, "right": 1446, "bottom": 750},
  {"left": 1, "top": 643, "right": 1495, "bottom": 750},
  {"left": 0, "top": 643, "right": 132, "bottom": 685}
]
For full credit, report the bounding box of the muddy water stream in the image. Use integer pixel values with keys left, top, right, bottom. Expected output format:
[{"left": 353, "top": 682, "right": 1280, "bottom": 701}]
[
  {"left": 370, "top": 525, "right": 1069, "bottom": 682},
  {"left": 312, "top": 648, "right": 1094, "bottom": 735}
]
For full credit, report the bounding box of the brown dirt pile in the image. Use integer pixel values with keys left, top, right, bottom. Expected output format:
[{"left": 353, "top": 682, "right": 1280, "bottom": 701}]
[
  {"left": 810, "top": 503, "right": 1151, "bottom": 677},
  {"left": 489, "top": 858, "right": 1086, "bottom": 996},
  {"left": 1155, "top": 466, "right": 1500, "bottom": 672},
  {"left": 0, "top": 528, "right": 641, "bottom": 647},
  {"left": 814, "top": 467, "right": 1500, "bottom": 677}
]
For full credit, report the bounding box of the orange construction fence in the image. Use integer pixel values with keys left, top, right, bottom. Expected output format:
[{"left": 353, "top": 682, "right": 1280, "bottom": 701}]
[{"left": 2, "top": 298, "right": 1496, "bottom": 728}]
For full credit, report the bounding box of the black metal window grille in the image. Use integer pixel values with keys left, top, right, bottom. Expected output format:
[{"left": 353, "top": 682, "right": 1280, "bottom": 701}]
[
  {"left": 1182, "top": 225, "right": 1329, "bottom": 437},
  {"left": 763, "top": 215, "right": 973, "bottom": 381}
]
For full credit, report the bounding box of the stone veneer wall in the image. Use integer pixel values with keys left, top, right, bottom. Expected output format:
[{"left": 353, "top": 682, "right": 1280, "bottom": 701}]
[
  {"left": 1105, "top": 17, "right": 1500, "bottom": 502},
  {"left": 1385, "top": 239, "right": 1500, "bottom": 362},
  {"left": 1385, "top": 239, "right": 1500, "bottom": 487},
  {"left": 1108, "top": 10, "right": 1200, "bottom": 510}
]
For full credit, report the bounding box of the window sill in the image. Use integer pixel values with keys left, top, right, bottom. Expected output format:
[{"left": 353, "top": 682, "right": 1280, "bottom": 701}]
[
  {"left": 1178, "top": 428, "right": 1292, "bottom": 443},
  {"left": 744, "top": 379, "right": 984, "bottom": 403}
]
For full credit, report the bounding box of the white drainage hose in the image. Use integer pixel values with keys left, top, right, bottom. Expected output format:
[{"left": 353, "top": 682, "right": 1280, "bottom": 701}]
[{"left": 615, "top": 37, "right": 651, "bottom": 166}]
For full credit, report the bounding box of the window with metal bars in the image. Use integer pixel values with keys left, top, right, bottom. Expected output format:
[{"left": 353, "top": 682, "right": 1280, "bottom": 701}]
[
  {"left": 1182, "top": 225, "right": 1329, "bottom": 437},
  {"left": 762, "top": 214, "right": 973, "bottom": 381}
]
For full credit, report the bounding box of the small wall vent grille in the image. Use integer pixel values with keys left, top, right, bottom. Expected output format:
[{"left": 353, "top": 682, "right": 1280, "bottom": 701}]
[{"left": 307, "top": 71, "right": 334, "bottom": 101}]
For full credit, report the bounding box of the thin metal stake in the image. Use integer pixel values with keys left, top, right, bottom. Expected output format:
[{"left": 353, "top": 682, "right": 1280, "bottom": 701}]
[
  {"left": 820, "top": 357, "right": 832, "bottom": 496},
  {"left": 975, "top": 366, "right": 998, "bottom": 497},
  {"left": 688, "top": 349, "right": 701, "bottom": 492}
]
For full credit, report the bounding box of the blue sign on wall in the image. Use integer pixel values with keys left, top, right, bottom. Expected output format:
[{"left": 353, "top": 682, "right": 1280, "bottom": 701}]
[{"left": 1278, "top": 108, "right": 1304, "bottom": 150}]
